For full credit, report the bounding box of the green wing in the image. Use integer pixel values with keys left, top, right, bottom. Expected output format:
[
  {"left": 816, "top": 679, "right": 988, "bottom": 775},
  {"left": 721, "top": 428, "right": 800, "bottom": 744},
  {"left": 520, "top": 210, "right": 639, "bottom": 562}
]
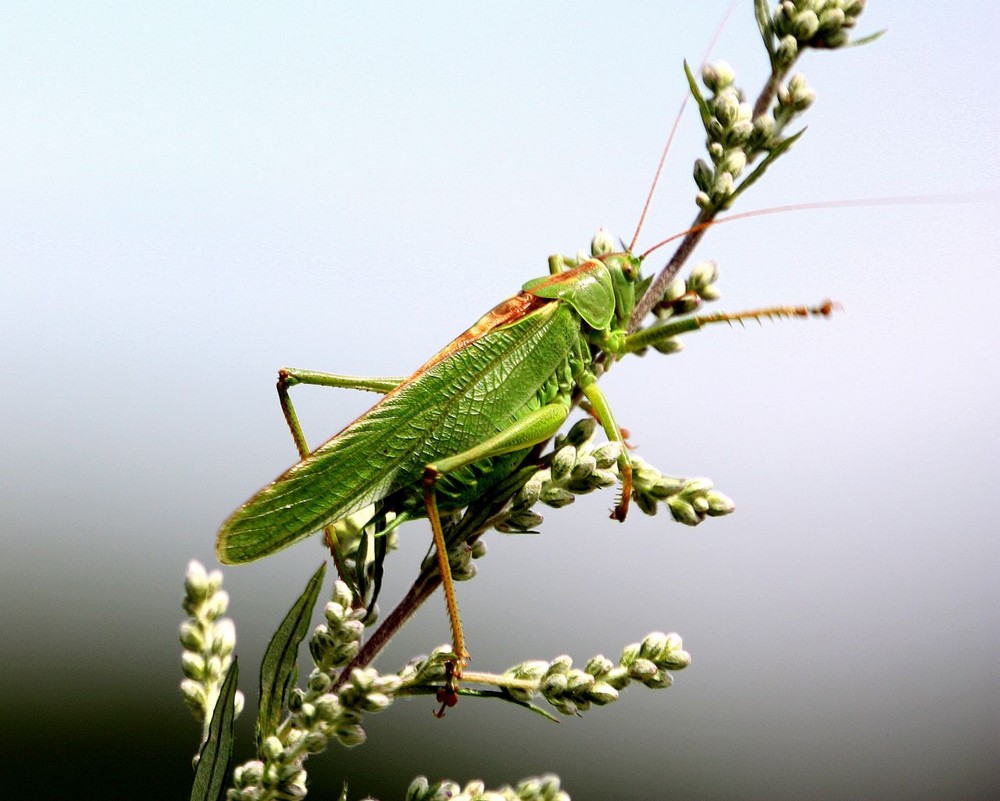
[{"left": 217, "top": 300, "right": 579, "bottom": 563}]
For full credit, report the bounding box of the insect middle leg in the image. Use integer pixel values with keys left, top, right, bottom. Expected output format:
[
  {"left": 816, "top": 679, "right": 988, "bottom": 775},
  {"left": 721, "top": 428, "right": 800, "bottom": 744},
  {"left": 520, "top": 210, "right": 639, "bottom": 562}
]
[
  {"left": 275, "top": 368, "right": 407, "bottom": 592},
  {"left": 421, "top": 402, "right": 571, "bottom": 673}
]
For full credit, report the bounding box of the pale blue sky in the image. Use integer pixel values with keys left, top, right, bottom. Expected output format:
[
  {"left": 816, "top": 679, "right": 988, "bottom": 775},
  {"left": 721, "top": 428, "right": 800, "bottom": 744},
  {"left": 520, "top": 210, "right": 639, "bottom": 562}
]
[{"left": 1, "top": 3, "right": 997, "bottom": 799}]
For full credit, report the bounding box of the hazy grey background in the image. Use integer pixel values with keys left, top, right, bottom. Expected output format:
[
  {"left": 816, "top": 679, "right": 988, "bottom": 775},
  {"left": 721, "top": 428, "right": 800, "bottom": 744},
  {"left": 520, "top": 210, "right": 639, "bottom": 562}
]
[{"left": 2, "top": 2, "right": 997, "bottom": 799}]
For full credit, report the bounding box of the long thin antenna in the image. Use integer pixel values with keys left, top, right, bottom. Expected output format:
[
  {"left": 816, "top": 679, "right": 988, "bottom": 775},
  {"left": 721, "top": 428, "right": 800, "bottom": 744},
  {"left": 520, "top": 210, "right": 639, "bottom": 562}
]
[
  {"left": 638, "top": 195, "right": 984, "bottom": 261},
  {"left": 627, "top": 0, "right": 739, "bottom": 254}
]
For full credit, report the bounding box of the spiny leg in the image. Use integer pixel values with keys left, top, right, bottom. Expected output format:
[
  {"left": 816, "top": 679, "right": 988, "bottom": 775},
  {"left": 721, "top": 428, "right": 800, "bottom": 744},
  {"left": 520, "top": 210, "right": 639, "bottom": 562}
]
[
  {"left": 577, "top": 375, "right": 633, "bottom": 521},
  {"left": 420, "top": 402, "right": 571, "bottom": 709},
  {"left": 621, "top": 301, "right": 837, "bottom": 353}
]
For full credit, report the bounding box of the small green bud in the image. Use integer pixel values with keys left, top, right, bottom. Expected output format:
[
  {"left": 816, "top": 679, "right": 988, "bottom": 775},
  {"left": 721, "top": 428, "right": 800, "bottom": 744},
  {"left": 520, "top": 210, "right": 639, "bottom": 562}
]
[
  {"left": 211, "top": 618, "right": 236, "bottom": 654},
  {"left": 180, "top": 651, "right": 206, "bottom": 681},
  {"left": 776, "top": 33, "right": 798, "bottom": 66},
  {"left": 663, "top": 277, "right": 686, "bottom": 304},
  {"left": 541, "top": 672, "right": 568, "bottom": 696},
  {"left": 539, "top": 486, "right": 574, "bottom": 508},
  {"left": 713, "top": 89, "right": 740, "bottom": 127},
  {"left": 668, "top": 497, "right": 700, "bottom": 526},
  {"left": 515, "top": 478, "right": 542, "bottom": 508},
  {"left": 591, "top": 228, "right": 615, "bottom": 257},
  {"left": 661, "top": 647, "right": 692, "bottom": 671},
  {"left": 688, "top": 261, "right": 718, "bottom": 291},
  {"left": 788, "top": 73, "right": 816, "bottom": 110},
  {"left": 794, "top": 9, "right": 820, "bottom": 40},
  {"left": 303, "top": 731, "right": 328, "bottom": 755},
  {"left": 548, "top": 654, "right": 573, "bottom": 673},
  {"left": 362, "top": 692, "right": 392, "bottom": 712},
  {"left": 620, "top": 642, "right": 640, "bottom": 666},
  {"left": 178, "top": 621, "right": 204, "bottom": 651},
  {"left": 585, "top": 655, "right": 614, "bottom": 676},
  {"left": 753, "top": 113, "right": 776, "bottom": 142},
  {"left": 707, "top": 141, "right": 724, "bottom": 162},
  {"left": 702, "top": 60, "right": 735, "bottom": 92},
  {"left": 641, "top": 631, "right": 670, "bottom": 660},
  {"left": 288, "top": 688, "right": 305, "bottom": 713},
  {"left": 184, "top": 560, "right": 210, "bottom": 600},
  {"left": 262, "top": 735, "right": 284, "bottom": 761},
  {"left": 682, "top": 477, "right": 714, "bottom": 494},
  {"left": 712, "top": 171, "right": 734, "bottom": 202},
  {"left": 652, "top": 337, "right": 683, "bottom": 355},
  {"left": 695, "top": 191, "right": 713, "bottom": 210},
  {"left": 819, "top": 7, "right": 846, "bottom": 34},
  {"left": 331, "top": 580, "right": 353, "bottom": 610},
  {"left": 642, "top": 669, "right": 674, "bottom": 690},
  {"left": 629, "top": 657, "right": 659, "bottom": 681},
  {"left": 506, "top": 660, "right": 550, "bottom": 681},
  {"left": 635, "top": 491, "right": 659, "bottom": 516},
  {"left": 180, "top": 679, "right": 205, "bottom": 711},
  {"left": 720, "top": 149, "right": 747, "bottom": 179},
  {"left": 564, "top": 417, "right": 596, "bottom": 447},
  {"left": 203, "top": 590, "right": 230, "bottom": 621},
  {"left": 699, "top": 283, "right": 722, "bottom": 302},
  {"left": 314, "top": 693, "right": 341, "bottom": 721},
  {"left": 604, "top": 666, "right": 630, "bottom": 690},
  {"left": 308, "top": 671, "right": 332, "bottom": 695},
  {"left": 693, "top": 158, "right": 713, "bottom": 192},
  {"left": 591, "top": 442, "right": 621, "bottom": 469},
  {"left": 234, "top": 760, "right": 264, "bottom": 788},
  {"left": 496, "top": 509, "right": 544, "bottom": 532},
  {"left": 569, "top": 453, "right": 596, "bottom": 482},
  {"left": 566, "top": 670, "right": 594, "bottom": 693},
  {"left": 588, "top": 682, "right": 619, "bottom": 705},
  {"left": 406, "top": 777, "right": 430, "bottom": 801},
  {"left": 335, "top": 723, "right": 367, "bottom": 748}
]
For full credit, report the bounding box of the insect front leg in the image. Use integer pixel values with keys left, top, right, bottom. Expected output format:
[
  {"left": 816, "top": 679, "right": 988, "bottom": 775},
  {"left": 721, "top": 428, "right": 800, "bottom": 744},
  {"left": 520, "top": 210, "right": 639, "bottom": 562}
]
[{"left": 576, "top": 374, "right": 633, "bottom": 521}]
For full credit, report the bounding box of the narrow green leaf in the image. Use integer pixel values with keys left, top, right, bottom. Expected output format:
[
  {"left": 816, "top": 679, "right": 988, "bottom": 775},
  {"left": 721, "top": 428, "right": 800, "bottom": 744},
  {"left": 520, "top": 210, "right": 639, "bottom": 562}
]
[
  {"left": 354, "top": 530, "right": 369, "bottom": 602},
  {"left": 683, "top": 60, "right": 713, "bottom": 132},
  {"left": 368, "top": 530, "right": 387, "bottom": 621},
  {"left": 754, "top": 0, "right": 775, "bottom": 60},
  {"left": 850, "top": 30, "right": 887, "bottom": 48},
  {"left": 256, "top": 562, "right": 327, "bottom": 754},
  {"left": 190, "top": 658, "right": 239, "bottom": 801}
]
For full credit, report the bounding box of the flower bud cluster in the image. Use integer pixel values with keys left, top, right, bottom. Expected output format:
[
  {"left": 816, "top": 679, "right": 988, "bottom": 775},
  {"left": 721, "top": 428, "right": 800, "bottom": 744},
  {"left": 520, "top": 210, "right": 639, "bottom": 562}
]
[
  {"left": 501, "top": 632, "right": 690, "bottom": 716},
  {"left": 497, "top": 418, "right": 619, "bottom": 533},
  {"left": 227, "top": 584, "right": 405, "bottom": 800},
  {"left": 619, "top": 631, "right": 692, "bottom": 689},
  {"left": 648, "top": 260, "right": 723, "bottom": 340},
  {"left": 402, "top": 773, "right": 568, "bottom": 801},
  {"left": 771, "top": 0, "right": 867, "bottom": 53},
  {"left": 309, "top": 580, "right": 367, "bottom": 671},
  {"left": 631, "top": 456, "right": 735, "bottom": 524},
  {"left": 230, "top": 667, "right": 402, "bottom": 799},
  {"left": 694, "top": 61, "right": 753, "bottom": 212},
  {"left": 179, "top": 560, "right": 244, "bottom": 738}
]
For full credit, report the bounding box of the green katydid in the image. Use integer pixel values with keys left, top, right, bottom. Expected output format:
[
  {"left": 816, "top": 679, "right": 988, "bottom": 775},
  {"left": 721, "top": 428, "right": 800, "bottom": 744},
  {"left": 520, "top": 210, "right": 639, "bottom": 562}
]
[
  {"left": 216, "top": 31, "right": 853, "bottom": 700},
  {"left": 216, "top": 226, "right": 831, "bottom": 676}
]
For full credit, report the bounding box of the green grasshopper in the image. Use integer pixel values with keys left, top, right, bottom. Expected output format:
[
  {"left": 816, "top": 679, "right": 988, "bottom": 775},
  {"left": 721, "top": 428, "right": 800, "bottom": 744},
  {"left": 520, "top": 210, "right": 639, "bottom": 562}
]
[{"left": 216, "top": 227, "right": 831, "bottom": 675}]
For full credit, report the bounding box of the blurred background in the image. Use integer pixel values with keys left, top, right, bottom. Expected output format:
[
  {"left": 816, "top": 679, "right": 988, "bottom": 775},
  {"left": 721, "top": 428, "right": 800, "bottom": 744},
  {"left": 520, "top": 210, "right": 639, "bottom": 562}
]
[{"left": 2, "top": 2, "right": 997, "bottom": 799}]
